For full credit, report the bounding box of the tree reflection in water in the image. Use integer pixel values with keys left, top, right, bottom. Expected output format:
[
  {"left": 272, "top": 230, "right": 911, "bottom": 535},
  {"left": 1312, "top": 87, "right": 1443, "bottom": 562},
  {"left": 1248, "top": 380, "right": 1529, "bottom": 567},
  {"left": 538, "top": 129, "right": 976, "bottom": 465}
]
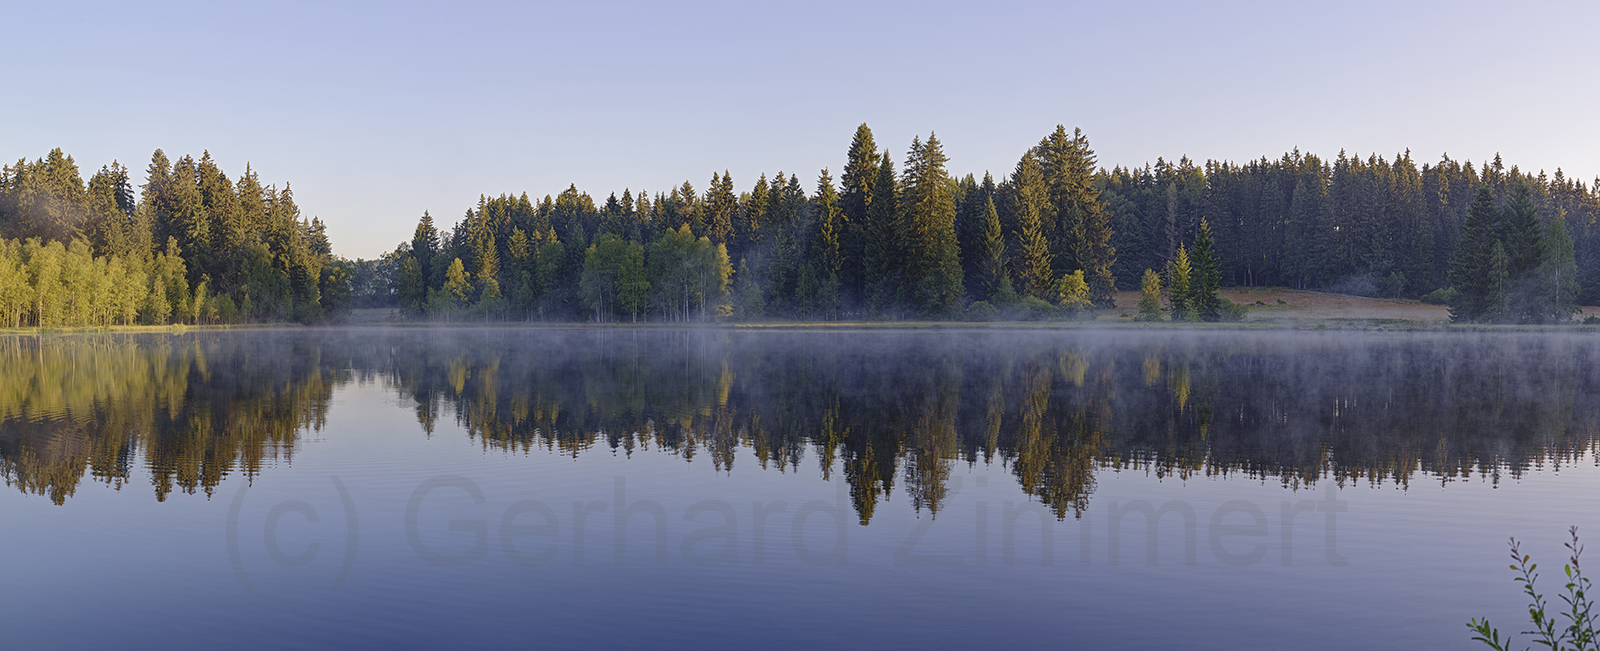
[{"left": 3, "top": 330, "right": 1596, "bottom": 522}]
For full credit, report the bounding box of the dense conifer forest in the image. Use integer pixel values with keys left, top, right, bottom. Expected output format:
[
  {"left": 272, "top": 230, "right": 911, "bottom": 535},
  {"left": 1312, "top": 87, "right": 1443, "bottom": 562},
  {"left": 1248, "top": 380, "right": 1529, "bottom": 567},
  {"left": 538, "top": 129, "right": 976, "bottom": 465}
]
[
  {"left": 5, "top": 124, "right": 1596, "bottom": 326},
  {"left": 0, "top": 149, "right": 347, "bottom": 326},
  {"left": 374, "top": 124, "right": 1596, "bottom": 323}
]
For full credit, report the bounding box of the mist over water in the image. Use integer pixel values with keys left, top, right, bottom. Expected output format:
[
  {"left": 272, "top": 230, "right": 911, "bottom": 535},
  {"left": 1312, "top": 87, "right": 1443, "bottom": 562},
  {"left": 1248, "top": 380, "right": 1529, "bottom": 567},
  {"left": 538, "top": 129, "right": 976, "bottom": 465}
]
[{"left": 3, "top": 328, "right": 1598, "bottom": 649}]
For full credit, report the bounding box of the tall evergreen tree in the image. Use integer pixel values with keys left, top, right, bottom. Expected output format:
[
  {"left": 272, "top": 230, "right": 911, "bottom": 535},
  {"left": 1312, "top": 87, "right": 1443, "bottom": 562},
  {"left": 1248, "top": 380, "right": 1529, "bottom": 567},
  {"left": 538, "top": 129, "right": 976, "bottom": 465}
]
[
  {"left": 1168, "top": 244, "right": 1192, "bottom": 321},
  {"left": 864, "top": 153, "right": 900, "bottom": 312},
  {"left": 840, "top": 124, "right": 878, "bottom": 306},
  {"left": 1188, "top": 218, "right": 1222, "bottom": 321},
  {"left": 897, "top": 133, "right": 963, "bottom": 315},
  {"left": 1448, "top": 186, "right": 1501, "bottom": 322},
  {"left": 976, "top": 196, "right": 1007, "bottom": 300},
  {"left": 1007, "top": 152, "right": 1053, "bottom": 298}
]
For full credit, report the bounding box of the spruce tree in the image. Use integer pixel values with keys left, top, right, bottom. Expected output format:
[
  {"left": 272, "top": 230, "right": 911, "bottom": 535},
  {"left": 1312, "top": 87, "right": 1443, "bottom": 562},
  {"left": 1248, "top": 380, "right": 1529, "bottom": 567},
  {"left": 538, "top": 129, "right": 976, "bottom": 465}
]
[
  {"left": 1448, "top": 186, "right": 1500, "bottom": 322},
  {"left": 809, "top": 169, "right": 843, "bottom": 318},
  {"left": 1138, "top": 269, "right": 1163, "bottom": 321},
  {"left": 1487, "top": 241, "right": 1510, "bottom": 322},
  {"left": 864, "top": 153, "right": 900, "bottom": 312},
  {"left": 955, "top": 172, "right": 988, "bottom": 288},
  {"left": 1055, "top": 270, "right": 1092, "bottom": 317},
  {"left": 166, "top": 155, "right": 209, "bottom": 277},
  {"left": 1036, "top": 126, "right": 1116, "bottom": 306},
  {"left": 443, "top": 258, "right": 472, "bottom": 309},
  {"left": 897, "top": 134, "right": 963, "bottom": 315},
  {"left": 977, "top": 196, "right": 1006, "bottom": 300},
  {"left": 1009, "top": 153, "right": 1053, "bottom": 298},
  {"left": 1168, "top": 244, "right": 1192, "bottom": 321},
  {"left": 840, "top": 124, "right": 878, "bottom": 304},
  {"left": 1188, "top": 218, "right": 1222, "bottom": 321},
  {"left": 411, "top": 211, "right": 440, "bottom": 289},
  {"left": 706, "top": 171, "right": 736, "bottom": 245}
]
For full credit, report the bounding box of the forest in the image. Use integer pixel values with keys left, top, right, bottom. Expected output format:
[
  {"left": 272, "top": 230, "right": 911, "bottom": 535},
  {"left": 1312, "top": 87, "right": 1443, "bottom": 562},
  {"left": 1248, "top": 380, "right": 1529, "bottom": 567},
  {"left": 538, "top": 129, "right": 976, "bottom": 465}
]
[
  {"left": 0, "top": 148, "right": 348, "bottom": 327},
  {"left": 5, "top": 123, "right": 1597, "bottom": 327},
  {"left": 371, "top": 123, "right": 1597, "bottom": 324}
]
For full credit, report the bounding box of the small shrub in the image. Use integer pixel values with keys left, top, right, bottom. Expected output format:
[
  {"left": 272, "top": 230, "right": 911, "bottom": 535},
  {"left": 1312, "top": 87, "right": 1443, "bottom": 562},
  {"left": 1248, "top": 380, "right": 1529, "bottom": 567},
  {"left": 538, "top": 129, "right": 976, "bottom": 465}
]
[
  {"left": 1421, "top": 287, "right": 1457, "bottom": 305},
  {"left": 1276, "top": 299, "right": 1286, "bottom": 305},
  {"left": 1469, "top": 527, "right": 1598, "bottom": 651},
  {"left": 966, "top": 301, "right": 997, "bottom": 321},
  {"left": 1585, "top": 315, "right": 1600, "bottom": 325},
  {"left": 1218, "top": 297, "right": 1249, "bottom": 322},
  {"left": 1012, "top": 296, "right": 1059, "bottom": 321},
  {"left": 991, "top": 276, "right": 1020, "bottom": 307}
]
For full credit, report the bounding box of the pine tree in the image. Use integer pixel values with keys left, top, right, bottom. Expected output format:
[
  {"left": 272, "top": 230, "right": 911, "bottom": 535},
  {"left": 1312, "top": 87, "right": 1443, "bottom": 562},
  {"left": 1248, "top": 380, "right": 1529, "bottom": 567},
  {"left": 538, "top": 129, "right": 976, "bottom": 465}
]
[
  {"left": 840, "top": 124, "right": 878, "bottom": 304},
  {"left": 1168, "top": 244, "right": 1192, "bottom": 321},
  {"left": 1036, "top": 126, "right": 1116, "bottom": 305},
  {"left": 897, "top": 133, "right": 964, "bottom": 315},
  {"left": 977, "top": 196, "right": 1007, "bottom": 300},
  {"left": 1503, "top": 180, "right": 1545, "bottom": 278},
  {"left": 1009, "top": 152, "right": 1053, "bottom": 298},
  {"left": 706, "top": 171, "right": 736, "bottom": 245},
  {"left": 1138, "top": 269, "right": 1163, "bottom": 321},
  {"left": 1188, "top": 218, "right": 1222, "bottom": 321},
  {"left": 807, "top": 169, "right": 843, "bottom": 318},
  {"left": 1487, "top": 241, "right": 1510, "bottom": 322},
  {"left": 166, "top": 155, "right": 209, "bottom": 276},
  {"left": 438, "top": 257, "right": 471, "bottom": 315},
  {"left": 864, "top": 153, "right": 900, "bottom": 312},
  {"left": 1054, "top": 270, "right": 1092, "bottom": 318},
  {"left": 1449, "top": 186, "right": 1500, "bottom": 322},
  {"left": 733, "top": 258, "right": 765, "bottom": 319}
]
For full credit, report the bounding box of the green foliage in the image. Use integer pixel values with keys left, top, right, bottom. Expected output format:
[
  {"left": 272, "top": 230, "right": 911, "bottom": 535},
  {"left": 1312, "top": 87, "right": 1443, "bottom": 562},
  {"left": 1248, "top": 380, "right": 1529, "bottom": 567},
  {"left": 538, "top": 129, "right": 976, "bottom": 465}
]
[
  {"left": 443, "top": 258, "right": 472, "bottom": 309},
  {"left": 965, "top": 300, "right": 997, "bottom": 321},
  {"left": 976, "top": 196, "right": 1007, "bottom": 300},
  {"left": 1015, "top": 296, "right": 1058, "bottom": 320},
  {"left": 897, "top": 133, "right": 964, "bottom": 316},
  {"left": 1007, "top": 151, "right": 1054, "bottom": 299},
  {"left": 733, "top": 258, "right": 765, "bottom": 319},
  {"left": 1137, "top": 268, "right": 1164, "bottom": 321},
  {"left": 1469, "top": 528, "right": 1598, "bottom": 651},
  {"left": 1449, "top": 180, "right": 1582, "bottom": 324},
  {"left": 1537, "top": 212, "right": 1581, "bottom": 323},
  {"left": 212, "top": 293, "right": 239, "bottom": 323},
  {"left": 1054, "top": 270, "right": 1094, "bottom": 318},
  {"left": 864, "top": 153, "right": 901, "bottom": 313},
  {"left": 0, "top": 147, "right": 348, "bottom": 326},
  {"left": 1168, "top": 244, "right": 1192, "bottom": 321},
  {"left": 1188, "top": 218, "right": 1222, "bottom": 321},
  {"left": 347, "top": 126, "right": 1600, "bottom": 325},
  {"left": 991, "top": 274, "right": 1019, "bottom": 307},
  {"left": 1217, "top": 297, "right": 1248, "bottom": 322}
]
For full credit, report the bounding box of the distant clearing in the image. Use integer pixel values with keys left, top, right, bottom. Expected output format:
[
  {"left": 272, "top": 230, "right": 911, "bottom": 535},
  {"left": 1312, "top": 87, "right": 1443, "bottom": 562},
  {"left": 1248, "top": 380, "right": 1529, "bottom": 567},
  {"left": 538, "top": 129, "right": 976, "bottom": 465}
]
[
  {"left": 341, "top": 288, "right": 1600, "bottom": 329},
  {"left": 1108, "top": 287, "right": 1598, "bottom": 326}
]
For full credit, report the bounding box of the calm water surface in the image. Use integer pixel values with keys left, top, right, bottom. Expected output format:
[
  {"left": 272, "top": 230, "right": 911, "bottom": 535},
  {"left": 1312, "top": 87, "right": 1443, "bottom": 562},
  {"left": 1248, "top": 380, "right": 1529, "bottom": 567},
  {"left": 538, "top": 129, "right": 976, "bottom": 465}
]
[{"left": 4, "top": 328, "right": 1600, "bottom": 650}]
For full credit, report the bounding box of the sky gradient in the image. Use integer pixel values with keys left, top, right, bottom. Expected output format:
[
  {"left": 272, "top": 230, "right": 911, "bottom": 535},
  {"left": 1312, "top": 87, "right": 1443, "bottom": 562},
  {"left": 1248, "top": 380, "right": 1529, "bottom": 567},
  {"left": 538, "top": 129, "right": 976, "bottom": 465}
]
[{"left": 6, "top": 0, "right": 1597, "bottom": 259}]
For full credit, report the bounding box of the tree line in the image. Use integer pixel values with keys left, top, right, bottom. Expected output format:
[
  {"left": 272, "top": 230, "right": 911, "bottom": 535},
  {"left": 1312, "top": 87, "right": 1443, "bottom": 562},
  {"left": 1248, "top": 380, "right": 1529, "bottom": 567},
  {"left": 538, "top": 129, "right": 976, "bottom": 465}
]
[
  {"left": 382, "top": 124, "right": 1121, "bottom": 321},
  {"left": 377, "top": 124, "right": 1597, "bottom": 323},
  {"left": 1102, "top": 149, "right": 1595, "bottom": 321},
  {"left": 0, "top": 148, "right": 349, "bottom": 327}
]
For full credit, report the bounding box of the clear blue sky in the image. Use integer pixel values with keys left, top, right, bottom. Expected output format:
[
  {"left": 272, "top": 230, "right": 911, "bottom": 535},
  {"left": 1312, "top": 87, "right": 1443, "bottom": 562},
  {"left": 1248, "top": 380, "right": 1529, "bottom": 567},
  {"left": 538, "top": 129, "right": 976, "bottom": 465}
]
[{"left": 5, "top": 0, "right": 1596, "bottom": 259}]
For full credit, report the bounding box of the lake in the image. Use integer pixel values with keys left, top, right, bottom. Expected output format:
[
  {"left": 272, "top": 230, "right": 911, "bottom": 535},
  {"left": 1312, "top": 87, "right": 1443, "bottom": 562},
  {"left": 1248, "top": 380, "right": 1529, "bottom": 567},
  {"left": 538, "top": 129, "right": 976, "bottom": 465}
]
[{"left": 3, "top": 327, "right": 1597, "bottom": 650}]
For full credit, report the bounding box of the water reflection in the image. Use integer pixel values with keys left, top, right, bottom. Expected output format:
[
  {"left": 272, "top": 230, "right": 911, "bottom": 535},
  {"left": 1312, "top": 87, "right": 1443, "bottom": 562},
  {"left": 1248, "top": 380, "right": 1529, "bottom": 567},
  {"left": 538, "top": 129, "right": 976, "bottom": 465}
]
[{"left": 3, "top": 330, "right": 1597, "bottom": 519}]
